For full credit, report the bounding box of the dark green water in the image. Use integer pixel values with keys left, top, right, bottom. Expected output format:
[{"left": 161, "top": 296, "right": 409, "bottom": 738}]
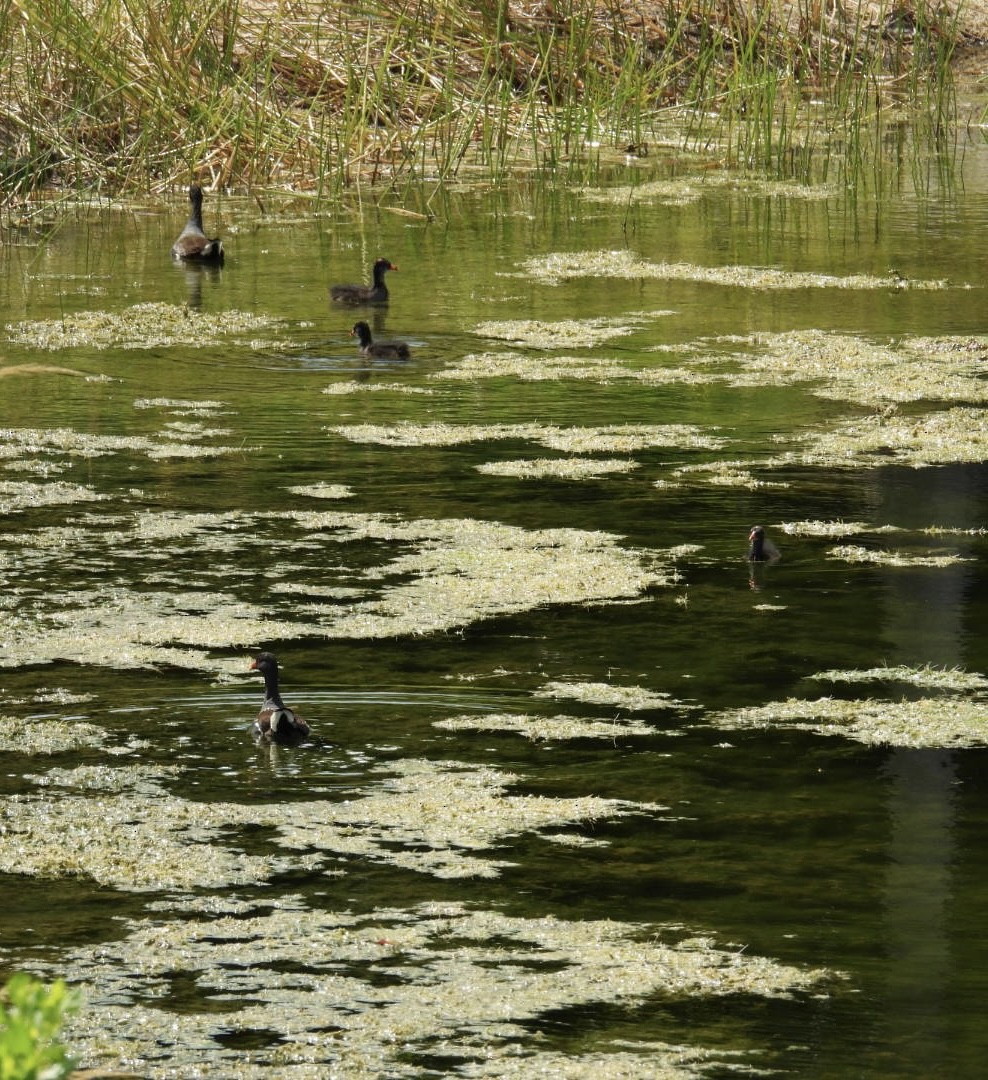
[{"left": 1, "top": 138, "right": 988, "bottom": 1078}]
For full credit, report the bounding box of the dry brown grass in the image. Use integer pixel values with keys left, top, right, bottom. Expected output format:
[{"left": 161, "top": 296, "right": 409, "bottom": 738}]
[{"left": 0, "top": 0, "right": 972, "bottom": 196}]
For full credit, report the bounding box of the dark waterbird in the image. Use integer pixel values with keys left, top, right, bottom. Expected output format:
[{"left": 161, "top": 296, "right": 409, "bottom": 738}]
[
  {"left": 330, "top": 258, "right": 397, "bottom": 304},
  {"left": 171, "top": 183, "right": 224, "bottom": 264},
  {"left": 351, "top": 320, "right": 410, "bottom": 360},
  {"left": 747, "top": 525, "right": 781, "bottom": 562},
  {"left": 248, "top": 652, "right": 311, "bottom": 743}
]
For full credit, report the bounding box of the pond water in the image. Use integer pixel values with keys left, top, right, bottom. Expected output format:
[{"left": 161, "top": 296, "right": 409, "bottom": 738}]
[{"left": 2, "top": 127, "right": 988, "bottom": 1079}]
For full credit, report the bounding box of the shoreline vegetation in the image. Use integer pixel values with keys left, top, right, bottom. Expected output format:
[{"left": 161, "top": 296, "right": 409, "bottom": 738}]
[{"left": 0, "top": 0, "right": 981, "bottom": 202}]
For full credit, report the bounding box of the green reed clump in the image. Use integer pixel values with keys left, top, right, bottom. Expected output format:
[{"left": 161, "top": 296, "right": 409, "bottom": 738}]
[
  {"left": 0, "top": 973, "right": 80, "bottom": 1080},
  {"left": 0, "top": 0, "right": 965, "bottom": 199}
]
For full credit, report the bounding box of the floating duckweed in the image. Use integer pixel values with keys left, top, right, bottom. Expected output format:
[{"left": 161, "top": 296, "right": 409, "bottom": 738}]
[
  {"left": 783, "top": 407, "right": 988, "bottom": 469},
  {"left": 475, "top": 316, "right": 640, "bottom": 349},
  {"left": 0, "top": 479, "right": 108, "bottom": 513},
  {"left": 0, "top": 758, "right": 663, "bottom": 889},
  {"left": 0, "top": 791, "right": 300, "bottom": 890},
  {"left": 161, "top": 421, "right": 234, "bottom": 439},
  {"left": 827, "top": 545, "right": 972, "bottom": 567},
  {"left": 28, "top": 763, "right": 180, "bottom": 792},
  {"left": 434, "top": 350, "right": 637, "bottom": 381},
  {"left": 129, "top": 509, "right": 252, "bottom": 540},
  {"left": 3, "top": 511, "right": 664, "bottom": 670},
  {"left": 50, "top": 900, "right": 834, "bottom": 1077},
  {"left": 286, "top": 514, "right": 669, "bottom": 639},
  {"left": 708, "top": 696, "right": 988, "bottom": 747},
  {"left": 541, "top": 832, "right": 612, "bottom": 848},
  {"left": 434, "top": 712, "right": 659, "bottom": 741},
  {"left": 10, "top": 687, "right": 95, "bottom": 706},
  {"left": 286, "top": 482, "right": 354, "bottom": 499},
  {"left": 0, "top": 718, "right": 106, "bottom": 754},
  {"left": 668, "top": 544, "right": 703, "bottom": 558},
  {"left": 535, "top": 680, "right": 699, "bottom": 711},
  {"left": 779, "top": 520, "right": 902, "bottom": 537},
  {"left": 580, "top": 175, "right": 837, "bottom": 206},
  {"left": 329, "top": 422, "right": 726, "bottom": 453},
  {"left": 539, "top": 425, "right": 727, "bottom": 453},
  {"left": 0, "top": 425, "right": 249, "bottom": 463},
  {"left": 518, "top": 251, "right": 944, "bottom": 291},
  {"left": 6, "top": 303, "right": 280, "bottom": 351},
  {"left": 457, "top": 1045, "right": 748, "bottom": 1079},
  {"left": 476, "top": 457, "right": 639, "bottom": 480},
  {"left": 706, "top": 330, "right": 987, "bottom": 406},
  {"left": 923, "top": 524, "right": 988, "bottom": 536},
  {"left": 811, "top": 665, "right": 988, "bottom": 692},
  {"left": 322, "top": 381, "right": 434, "bottom": 395},
  {"left": 3, "top": 459, "right": 71, "bottom": 476},
  {"left": 673, "top": 461, "right": 789, "bottom": 489},
  {"left": 134, "top": 397, "right": 230, "bottom": 413}
]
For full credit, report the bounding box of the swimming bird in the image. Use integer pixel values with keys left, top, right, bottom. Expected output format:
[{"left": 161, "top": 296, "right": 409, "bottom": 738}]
[
  {"left": 330, "top": 258, "right": 397, "bottom": 304},
  {"left": 248, "top": 652, "right": 311, "bottom": 743},
  {"left": 748, "top": 525, "right": 781, "bottom": 562},
  {"left": 171, "top": 183, "right": 224, "bottom": 264},
  {"left": 351, "top": 320, "right": 410, "bottom": 360}
]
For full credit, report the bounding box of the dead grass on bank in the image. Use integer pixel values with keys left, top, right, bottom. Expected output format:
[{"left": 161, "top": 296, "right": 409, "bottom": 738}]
[{"left": 0, "top": 0, "right": 972, "bottom": 196}]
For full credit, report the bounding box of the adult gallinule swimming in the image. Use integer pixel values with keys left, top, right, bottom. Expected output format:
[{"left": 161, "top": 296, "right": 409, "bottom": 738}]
[
  {"left": 330, "top": 258, "right": 397, "bottom": 304},
  {"left": 747, "top": 525, "right": 781, "bottom": 562},
  {"left": 248, "top": 652, "right": 311, "bottom": 743},
  {"left": 170, "top": 183, "right": 224, "bottom": 264}
]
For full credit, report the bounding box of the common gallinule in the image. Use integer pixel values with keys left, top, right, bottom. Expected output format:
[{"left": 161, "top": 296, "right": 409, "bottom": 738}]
[
  {"left": 171, "top": 183, "right": 224, "bottom": 264},
  {"left": 248, "top": 652, "right": 311, "bottom": 743},
  {"left": 747, "top": 525, "right": 781, "bottom": 562},
  {"left": 350, "top": 320, "right": 410, "bottom": 360},
  {"left": 330, "top": 258, "right": 397, "bottom": 304}
]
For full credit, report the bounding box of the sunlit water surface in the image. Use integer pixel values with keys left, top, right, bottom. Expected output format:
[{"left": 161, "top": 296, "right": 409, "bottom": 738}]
[{"left": 2, "top": 133, "right": 988, "bottom": 1079}]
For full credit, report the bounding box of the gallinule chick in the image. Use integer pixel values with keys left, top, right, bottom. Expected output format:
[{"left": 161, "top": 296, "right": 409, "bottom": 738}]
[
  {"left": 171, "top": 183, "right": 224, "bottom": 264},
  {"left": 330, "top": 258, "right": 397, "bottom": 304},
  {"left": 747, "top": 525, "right": 781, "bottom": 562},
  {"left": 248, "top": 652, "right": 311, "bottom": 743},
  {"left": 351, "top": 320, "right": 410, "bottom": 360}
]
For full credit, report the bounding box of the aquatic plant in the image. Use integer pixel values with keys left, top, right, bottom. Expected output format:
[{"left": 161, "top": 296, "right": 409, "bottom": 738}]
[
  {"left": 45, "top": 901, "right": 835, "bottom": 1076},
  {"left": 0, "top": 973, "right": 80, "bottom": 1080},
  {"left": 0, "top": 0, "right": 965, "bottom": 197}
]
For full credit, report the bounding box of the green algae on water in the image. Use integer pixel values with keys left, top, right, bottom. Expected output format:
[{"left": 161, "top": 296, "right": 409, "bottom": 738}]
[
  {"left": 476, "top": 457, "right": 639, "bottom": 480},
  {"left": 518, "top": 250, "right": 947, "bottom": 291},
  {"left": 434, "top": 711, "right": 661, "bottom": 741},
  {"left": 779, "top": 519, "right": 903, "bottom": 537},
  {"left": 329, "top": 422, "right": 727, "bottom": 452},
  {"left": 673, "top": 461, "right": 790, "bottom": 489},
  {"left": 534, "top": 680, "right": 700, "bottom": 711},
  {"left": 811, "top": 664, "right": 988, "bottom": 692},
  {"left": 474, "top": 316, "right": 643, "bottom": 349},
  {"left": 707, "top": 696, "right": 988, "bottom": 748},
  {"left": 827, "top": 545, "right": 972, "bottom": 567},
  {"left": 286, "top": 482, "right": 354, "bottom": 499},
  {"left": 0, "top": 758, "right": 665, "bottom": 890},
  {"left": 3, "top": 510, "right": 667, "bottom": 671},
  {"left": 48, "top": 901, "right": 836, "bottom": 1078},
  {"left": 0, "top": 718, "right": 107, "bottom": 754},
  {"left": 0, "top": 479, "right": 108, "bottom": 513},
  {"left": 6, "top": 303, "right": 282, "bottom": 351},
  {"left": 322, "top": 380, "right": 435, "bottom": 395}
]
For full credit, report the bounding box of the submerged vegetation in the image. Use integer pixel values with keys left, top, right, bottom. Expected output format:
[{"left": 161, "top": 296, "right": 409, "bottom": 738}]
[{"left": 0, "top": 0, "right": 970, "bottom": 200}]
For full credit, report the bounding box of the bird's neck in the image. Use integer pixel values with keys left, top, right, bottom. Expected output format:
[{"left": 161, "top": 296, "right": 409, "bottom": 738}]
[{"left": 262, "top": 672, "right": 285, "bottom": 708}]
